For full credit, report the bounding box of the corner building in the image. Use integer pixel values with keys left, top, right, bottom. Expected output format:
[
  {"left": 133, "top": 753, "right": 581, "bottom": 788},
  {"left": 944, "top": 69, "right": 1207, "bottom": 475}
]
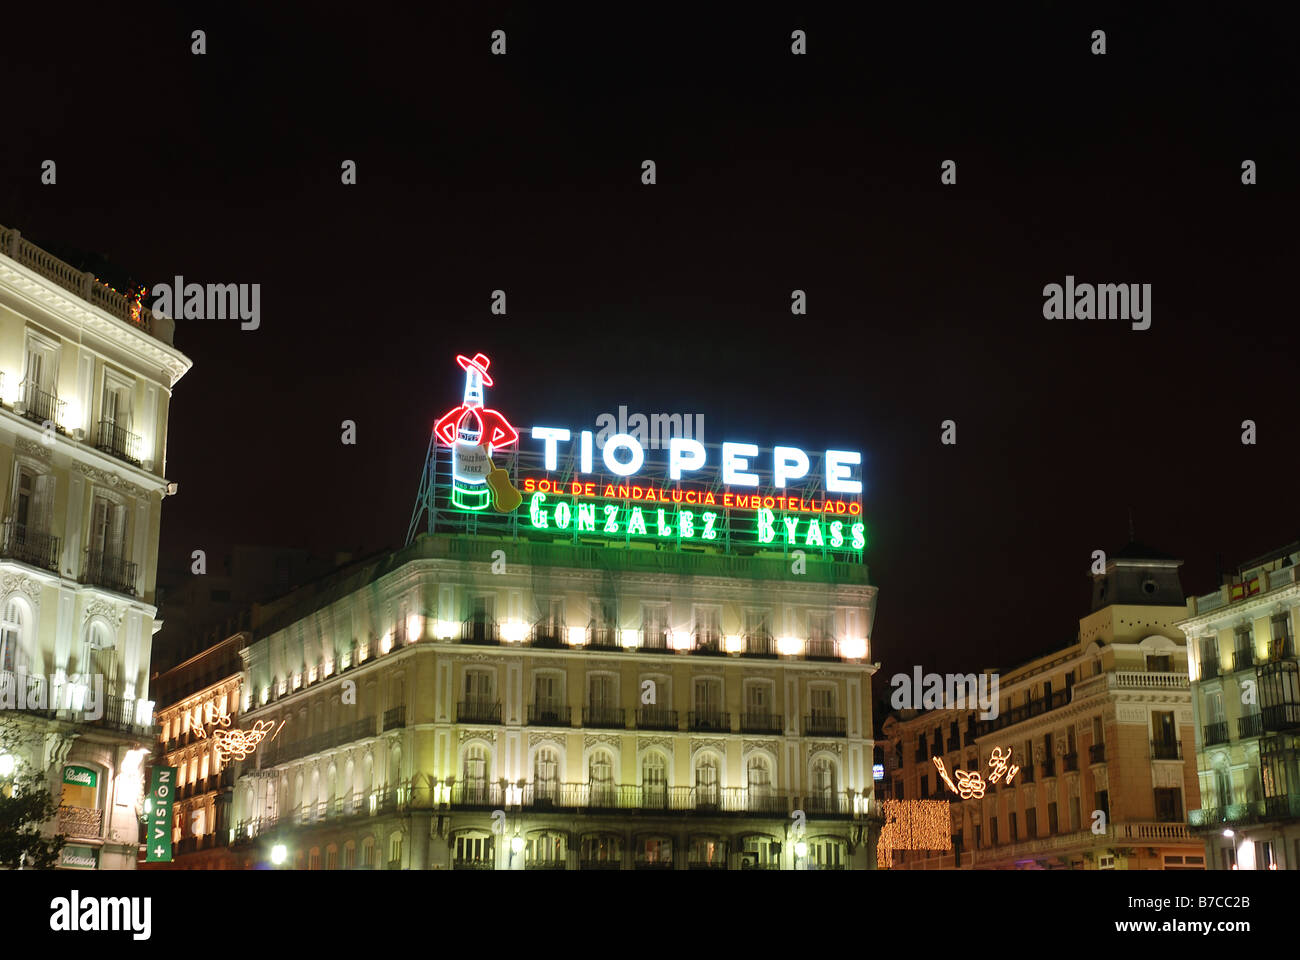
[
  {"left": 229, "top": 533, "right": 879, "bottom": 870},
  {"left": 0, "top": 224, "right": 190, "bottom": 869}
]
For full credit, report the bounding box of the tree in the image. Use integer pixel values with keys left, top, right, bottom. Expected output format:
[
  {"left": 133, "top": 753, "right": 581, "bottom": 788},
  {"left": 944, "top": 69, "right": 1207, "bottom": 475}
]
[{"left": 0, "top": 771, "right": 65, "bottom": 869}]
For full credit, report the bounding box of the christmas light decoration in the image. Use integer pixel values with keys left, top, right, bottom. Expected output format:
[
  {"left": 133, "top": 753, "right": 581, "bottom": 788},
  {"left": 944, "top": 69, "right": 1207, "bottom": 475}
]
[
  {"left": 987, "top": 746, "right": 1019, "bottom": 785},
  {"left": 876, "top": 799, "right": 951, "bottom": 867},
  {"left": 194, "top": 710, "right": 284, "bottom": 761},
  {"left": 933, "top": 745, "right": 1018, "bottom": 800}
]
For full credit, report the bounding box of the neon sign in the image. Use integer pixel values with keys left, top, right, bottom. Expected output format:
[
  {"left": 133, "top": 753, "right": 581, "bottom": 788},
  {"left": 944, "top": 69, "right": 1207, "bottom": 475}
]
[
  {"left": 932, "top": 748, "right": 1020, "bottom": 800},
  {"left": 194, "top": 710, "right": 285, "bottom": 762},
  {"left": 434, "top": 353, "right": 519, "bottom": 511}
]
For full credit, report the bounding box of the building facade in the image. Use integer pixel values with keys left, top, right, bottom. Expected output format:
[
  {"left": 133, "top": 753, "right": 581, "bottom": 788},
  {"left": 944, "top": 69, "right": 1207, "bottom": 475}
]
[
  {"left": 882, "top": 543, "right": 1205, "bottom": 869},
  {"left": 1179, "top": 542, "right": 1300, "bottom": 869},
  {"left": 227, "top": 532, "right": 881, "bottom": 870},
  {"left": 0, "top": 224, "right": 190, "bottom": 869},
  {"left": 146, "top": 632, "right": 248, "bottom": 869}
]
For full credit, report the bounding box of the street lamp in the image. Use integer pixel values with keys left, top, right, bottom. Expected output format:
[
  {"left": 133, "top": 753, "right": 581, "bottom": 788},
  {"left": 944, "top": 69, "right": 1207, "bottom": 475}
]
[
  {"left": 271, "top": 844, "right": 287, "bottom": 866},
  {"left": 0, "top": 753, "right": 15, "bottom": 778}
]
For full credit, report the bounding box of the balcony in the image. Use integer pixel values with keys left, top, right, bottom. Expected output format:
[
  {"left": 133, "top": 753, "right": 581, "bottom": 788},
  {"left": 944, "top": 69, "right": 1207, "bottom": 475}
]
[
  {"left": 802, "top": 792, "right": 852, "bottom": 816},
  {"left": 458, "top": 699, "right": 502, "bottom": 724},
  {"left": 1089, "top": 743, "right": 1106, "bottom": 764},
  {"left": 1062, "top": 752, "right": 1078, "bottom": 773},
  {"left": 635, "top": 858, "right": 674, "bottom": 871},
  {"left": 383, "top": 706, "right": 406, "bottom": 731},
  {"left": 1201, "top": 656, "right": 1220, "bottom": 679},
  {"left": 804, "top": 714, "right": 846, "bottom": 737},
  {"left": 528, "top": 702, "right": 571, "bottom": 727},
  {"left": 639, "top": 629, "right": 670, "bottom": 652},
  {"left": 525, "top": 858, "right": 567, "bottom": 871},
  {"left": 636, "top": 707, "right": 678, "bottom": 730},
  {"left": 0, "top": 521, "right": 60, "bottom": 573},
  {"left": 1234, "top": 649, "right": 1258, "bottom": 671},
  {"left": 1150, "top": 738, "right": 1183, "bottom": 761},
  {"left": 688, "top": 860, "right": 728, "bottom": 870},
  {"left": 95, "top": 418, "right": 142, "bottom": 466},
  {"left": 805, "top": 638, "right": 838, "bottom": 661},
  {"left": 1191, "top": 794, "right": 1300, "bottom": 829},
  {"left": 261, "top": 716, "right": 376, "bottom": 765},
  {"left": 57, "top": 804, "right": 102, "bottom": 839},
  {"left": 743, "top": 633, "right": 776, "bottom": 658},
  {"left": 1238, "top": 713, "right": 1264, "bottom": 739},
  {"left": 529, "top": 622, "right": 565, "bottom": 649},
  {"left": 740, "top": 712, "right": 782, "bottom": 735},
  {"left": 460, "top": 618, "right": 499, "bottom": 645},
  {"left": 17, "top": 379, "right": 66, "bottom": 432},
  {"left": 586, "top": 625, "right": 621, "bottom": 650},
  {"left": 580, "top": 859, "right": 623, "bottom": 870},
  {"left": 1041, "top": 758, "right": 1055, "bottom": 778},
  {"left": 1261, "top": 703, "right": 1300, "bottom": 732},
  {"left": 978, "top": 689, "right": 1071, "bottom": 734},
  {"left": 582, "top": 705, "right": 626, "bottom": 728},
  {"left": 689, "top": 710, "right": 730, "bottom": 733},
  {"left": 81, "top": 550, "right": 137, "bottom": 597},
  {"left": 1203, "top": 721, "right": 1229, "bottom": 746},
  {"left": 692, "top": 632, "right": 725, "bottom": 656},
  {"left": 453, "top": 858, "right": 496, "bottom": 871}
]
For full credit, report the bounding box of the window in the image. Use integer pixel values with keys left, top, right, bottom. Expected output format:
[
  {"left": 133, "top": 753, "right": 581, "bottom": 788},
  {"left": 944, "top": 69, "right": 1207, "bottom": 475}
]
[
  {"left": 1069, "top": 796, "right": 1081, "bottom": 832},
  {"left": 388, "top": 833, "right": 402, "bottom": 868},
  {"left": 745, "top": 681, "right": 773, "bottom": 721},
  {"left": 1026, "top": 808, "right": 1038, "bottom": 838},
  {"left": 642, "top": 603, "right": 670, "bottom": 649},
  {"left": 808, "top": 610, "right": 833, "bottom": 642},
  {"left": 1255, "top": 840, "right": 1276, "bottom": 870},
  {"left": 1095, "top": 789, "right": 1109, "bottom": 821},
  {"left": 1009, "top": 812, "right": 1018, "bottom": 841},
  {"left": 589, "top": 750, "right": 614, "bottom": 805},
  {"left": 464, "top": 669, "right": 493, "bottom": 704},
  {"left": 362, "top": 838, "right": 375, "bottom": 867},
  {"left": 101, "top": 371, "right": 133, "bottom": 430},
  {"left": 543, "top": 597, "right": 565, "bottom": 638},
  {"left": 343, "top": 842, "right": 355, "bottom": 869},
  {"left": 747, "top": 756, "right": 772, "bottom": 802},
  {"left": 22, "top": 333, "right": 58, "bottom": 417},
  {"left": 809, "top": 686, "right": 835, "bottom": 719},
  {"left": 308, "top": 848, "right": 321, "bottom": 870},
  {"left": 1098, "top": 854, "right": 1115, "bottom": 870},
  {"left": 811, "top": 757, "right": 836, "bottom": 810},
  {"left": 694, "top": 605, "right": 721, "bottom": 650},
  {"left": 742, "top": 835, "right": 778, "bottom": 868},
  {"left": 0, "top": 598, "right": 29, "bottom": 673},
  {"left": 1271, "top": 617, "right": 1294, "bottom": 658},
  {"left": 693, "top": 677, "right": 722, "bottom": 718},
  {"left": 534, "top": 672, "right": 561, "bottom": 709},
  {"left": 463, "top": 744, "right": 488, "bottom": 802},
  {"left": 1154, "top": 787, "right": 1183, "bottom": 822},
  {"left": 990, "top": 817, "right": 999, "bottom": 845},
  {"left": 581, "top": 833, "right": 621, "bottom": 864},
  {"left": 526, "top": 831, "right": 566, "bottom": 865},
  {"left": 642, "top": 752, "right": 667, "bottom": 807},
  {"left": 455, "top": 834, "right": 493, "bottom": 864},
  {"left": 808, "top": 838, "right": 843, "bottom": 868},
  {"left": 1146, "top": 654, "right": 1172, "bottom": 673},
  {"left": 1047, "top": 803, "right": 1058, "bottom": 835},
  {"left": 694, "top": 754, "right": 720, "bottom": 806},
  {"left": 744, "top": 609, "right": 772, "bottom": 640},
  {"left": 588, "top": 674, "right": 615, "bottom": 709},
  {"left": 534, "top": 747, "right": 559, "bottom": 802},
  {"left": 326, "top": 845, "right": 338, "bottom": 870},
  {"left": 80, "top": 621, "right": 116, "bottom": 692},
  {"left": 639, "top": 836, "right": 672, "bottom": 864}
]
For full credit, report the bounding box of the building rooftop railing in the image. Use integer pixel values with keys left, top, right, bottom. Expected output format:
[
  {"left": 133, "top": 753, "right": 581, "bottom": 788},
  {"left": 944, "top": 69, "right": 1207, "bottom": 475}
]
[{"left": 0, "top": 224, "right": 174, "bottom": 344}]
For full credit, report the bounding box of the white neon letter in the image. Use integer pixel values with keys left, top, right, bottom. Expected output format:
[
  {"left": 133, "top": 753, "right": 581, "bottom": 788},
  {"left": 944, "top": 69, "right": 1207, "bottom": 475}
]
[
  {"left": 580, "top": 431, "right": 594, "bottom": 473},
  {"left": 826, "top": 450, "right": 862, "bottom": 494},
  {"left": 723, "top": 442, "right": 760, "bottom": 487},
  {"left": 773, "top": 445, "right": 809, "bottom": 488},
  {"left": 668, "top": 437, "right": 706, "bottom": 480},
  {"left": 532, "top": 427, "right": 570, "bottom": 471},
  {"left": 602, "top": 433, "right": 645, "bottom": 477}
]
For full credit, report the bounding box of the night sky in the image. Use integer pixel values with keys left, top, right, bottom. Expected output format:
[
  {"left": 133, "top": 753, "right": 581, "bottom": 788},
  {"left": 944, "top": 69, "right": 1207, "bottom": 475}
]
[{"left": 4, "top": 5, "right": 1296, "bottom": 678}]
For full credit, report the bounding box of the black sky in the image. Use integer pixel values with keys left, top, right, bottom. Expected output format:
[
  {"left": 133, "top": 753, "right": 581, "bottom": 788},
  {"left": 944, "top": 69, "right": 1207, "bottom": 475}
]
[{"left": 3, "top": 4, "right": 1297, "bottom": 677}]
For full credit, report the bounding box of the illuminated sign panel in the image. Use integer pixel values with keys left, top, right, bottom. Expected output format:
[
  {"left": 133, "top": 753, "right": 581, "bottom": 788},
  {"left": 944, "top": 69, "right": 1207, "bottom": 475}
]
[{"left": 429, "top": 353, "right": 866, "bottom": 560}]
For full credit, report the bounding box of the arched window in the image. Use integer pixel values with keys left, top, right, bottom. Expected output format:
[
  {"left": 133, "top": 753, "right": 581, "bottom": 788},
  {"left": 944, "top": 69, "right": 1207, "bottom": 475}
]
[
  {"left": 589, "top": 749, "right": 614, "bottom": 806},
  {"left": 694, "top": 753, "right": 720, "bottom": 807},
  {"left": 642, "top": 751, "right": 667, "bottom": 808},
  {"left": 0, "top": 597, "right": 30, "bottom": 673},
  {"left": 534, "top": 747, "right": 559, "bottom": 803},
  {"left": 811, "top": 756, "right": 837, "bottom": 812},
  {"left": 82, "top": 621, "right": 116, "bottom": 691},
  {"left": 747, "top": 755, "right": 773, "bottom": 809}
]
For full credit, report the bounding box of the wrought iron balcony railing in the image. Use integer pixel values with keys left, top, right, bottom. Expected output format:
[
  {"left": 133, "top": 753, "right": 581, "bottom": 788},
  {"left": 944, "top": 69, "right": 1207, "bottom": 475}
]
[
  {"left": 1238, "top": 713, "right": 1264, "bottom": 739},
  {"left": 18, "top": 379, "right": 66, "bottom": 431},
  {"left": 804, "top": 714, "right": 846, "bottom": 737},
  {"left": 81, "top": 550, "right": 137, "bottom": 596},
  {"left": 586, "top": 625, "right": 621, "bottom": 649},
  {"left": 1150, "top": 738, "right": 1183, "bottom": 761},
  {"left": 528, "top": 702, "right": 571, "bottom": 727},
  {"left": 582, "top": 705, "right": 626, "bottom": 728},
  {"left": 743, "top": 633, "right": 776, "bottom": 657},
  {"left": 383, "top": 705, "right": 406, "bottom": 731},
  {"left": 57, "top": 804, "right": 103, "bottom": 839},
  {"left": 740, "top": 712, "right": 782, "bottom": 734},
  {"left": 1261, "top": 703, "right": 1300, "bottom": 732},
  {"left": 639, "top": 629, "right": 670, "bottom": 652},
  {"left": 805, "top": 638, "right": 838, "bottom": 661},
  {"left": 0, "top": 521, "right": 60, "bottom": 572},
  {"left": 1203, "top": 721, "right": 1229, "bottom": 746},
  {"left": 1089, "top": 743, "right": 1106, "bottom": 763},
  {"left": 1062, "top": 752, "right": 1078, "bottom": 772},
  {"left": 692, "top": 632, "right": 724, "bottom": 655},
  {"left": 460, "top": 618, "right": 499, "bottom": 645},
  {"left": 529, "top": 622, "right": 565, "bottom": 648},
  {"left": 95, "top": 418, "right": 142, "bottom": 465},
  {"left": 458, "top": 699, "right": 502, "bottom": 724},
  {"left": 636, "top": 707, "right": 678, "bottom": 730},
  {"left": 689, "top": 710, "right": 730, "bottom": 732}
]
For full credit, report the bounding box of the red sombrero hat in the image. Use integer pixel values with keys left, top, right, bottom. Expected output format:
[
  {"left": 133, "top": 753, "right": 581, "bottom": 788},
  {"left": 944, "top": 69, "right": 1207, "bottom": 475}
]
[{"left": 456, "top": 353, "right": 493, "bottom": 386}]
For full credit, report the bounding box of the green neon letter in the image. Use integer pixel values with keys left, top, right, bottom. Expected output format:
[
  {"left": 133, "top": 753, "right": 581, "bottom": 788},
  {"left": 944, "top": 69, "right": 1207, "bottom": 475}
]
[
  {"left": 555, "top": 501, "right": 571, "bottom": 529},
  {"left": 679, "top": 510, "right": 695, "bottom": 538},
  {"left": 577, "top": 502, "right": 596, "bottom": 532},
  {"left": 529, "top": 492, "right": 548, "bottom": 528},
  {"left": 805, "top": 519, "right": 824, "bottom": 546},
  {"left": 603, "top": 504, "right": 619, "bottom": 533},
  {"left": 656, "top": 509, "right": 672, "bottom": 537},
  {"left": 829, "top": 520, "right": 844, "bottom": 548},
  {"left": 758, "top": 508, "right": 775, "bottom": 544},
  {"left": 702, "top": 511, "right": 717, "bottom": 540},
  {"left": 782, "top": 516, "right": 799, "bottom": 543},
  {"left": 851, "top": 522, "right": 865, "bottom": 550},
  {"left": 628, "top": 507, "right": 647, "bottom": 536}
]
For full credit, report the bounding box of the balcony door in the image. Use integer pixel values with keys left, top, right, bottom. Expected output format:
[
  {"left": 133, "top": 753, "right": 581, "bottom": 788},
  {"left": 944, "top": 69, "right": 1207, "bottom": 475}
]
[
  {"left": 462, "top": 745, "right": 488, "bottom": 804},
  {"left": 694, "top": 678, "right": 721, "bottom": 721},
  {"left": 694, "top": 754, "right": 719, "bottom": 807},
  {"left": 1154, "top": 710, "right": 1176, "bottom": 746},
  {"left": 588, "top": 749, "right": 614, "bottom": 806},
  {"left": 101, "top": 375, "right": 133, "bottom": 431},
  {"left": 89, "top": 495, "right": 127, "bottom": 564},
  {"left": 534, "top": 747, "right": 559, "bottom": 803},
  {"left": 535, "top": 673, "right": 561, "bottom": 720},
  {"left": 23, "top": 336, "right": 57, "bottom": 410},
  {"left": 642, "top": 752, "right": 667, "bottom": 808},
  {"left": 746, "top": 755, "right": 772, "bottom": 808},
  {"left": 811, "top": 757, "right": 836, "bottom": 811},
  {"left": 746, "top": 682, "right": 771, "bottom": 724}
]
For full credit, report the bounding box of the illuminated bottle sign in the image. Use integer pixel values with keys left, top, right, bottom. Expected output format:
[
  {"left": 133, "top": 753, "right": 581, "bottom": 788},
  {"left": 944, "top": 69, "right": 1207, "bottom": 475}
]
[{"left": 434, "top": 354, "right": 519, "bottom": 510}]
